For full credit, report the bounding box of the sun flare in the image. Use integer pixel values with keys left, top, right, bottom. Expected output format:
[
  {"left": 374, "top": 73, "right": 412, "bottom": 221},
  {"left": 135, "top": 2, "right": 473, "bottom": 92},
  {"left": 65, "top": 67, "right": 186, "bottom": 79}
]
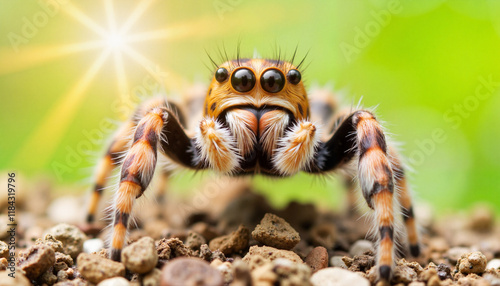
[{"left": 8, "top": 0, "right": 179, "bottom": 169}]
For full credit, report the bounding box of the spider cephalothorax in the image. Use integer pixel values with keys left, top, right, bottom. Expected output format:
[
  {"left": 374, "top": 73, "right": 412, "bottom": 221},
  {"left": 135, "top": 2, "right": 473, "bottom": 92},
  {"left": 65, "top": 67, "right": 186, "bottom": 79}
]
[
  {"left": 198, "top": 58, "right": 315, "bottom": 175},
  {"left": 86, "top": 57, "right": 420, "bottom": 282},
  {"left": 204, "top": 59, "right": 309, "bottom": 119}
]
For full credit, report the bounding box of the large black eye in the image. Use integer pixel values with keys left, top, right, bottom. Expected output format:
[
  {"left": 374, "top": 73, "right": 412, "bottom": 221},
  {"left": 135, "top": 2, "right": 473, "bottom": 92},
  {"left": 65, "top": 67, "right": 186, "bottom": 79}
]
[
  {"left": 260, "top": 69, "right": 285, "bottom": 93},
  {"left": 231, "top": 68, "right": 256, "bottom": 92},
  {"left": 215, "top": 67, "right": 229, "bottom": 82},
  {"left": 287, "top": 69, "right": 301, "bottom": 85}
]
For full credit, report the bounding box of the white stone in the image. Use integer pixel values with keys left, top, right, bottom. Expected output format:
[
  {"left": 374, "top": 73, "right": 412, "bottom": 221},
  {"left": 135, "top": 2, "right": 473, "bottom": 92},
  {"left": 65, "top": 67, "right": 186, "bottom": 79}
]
[
  {"left": 486, "top": 259, "right": 500, "bottom": 270},
  {"left": 330, "top": 256, "right": 347, "bottom": 269},
  {"left": 47, "top": 196, "right": 86, "bottom": 224},
  {"left": 349, "top": 240, "right": 374, "bottom": 256},
  {"left": 311, "top": 267, "right": 370, "bottom": 286},
  {"left": 97, "top": 277, "right": 130, "bottom": 286},
  {"left": 84, "top": 238, "right": 105, "bottom": 253}
]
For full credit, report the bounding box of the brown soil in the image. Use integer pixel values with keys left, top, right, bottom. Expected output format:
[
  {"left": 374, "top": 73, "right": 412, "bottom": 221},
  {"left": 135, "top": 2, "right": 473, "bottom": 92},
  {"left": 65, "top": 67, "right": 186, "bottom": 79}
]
[{"left": 1, "top": 179, "right": 499, "bottom": 286}]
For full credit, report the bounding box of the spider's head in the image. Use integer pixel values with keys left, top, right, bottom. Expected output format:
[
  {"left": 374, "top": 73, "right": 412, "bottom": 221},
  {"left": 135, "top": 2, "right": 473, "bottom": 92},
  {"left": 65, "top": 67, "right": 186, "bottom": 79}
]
[{"left": 204, "top": 58, "right": 309, "bottom": 120}]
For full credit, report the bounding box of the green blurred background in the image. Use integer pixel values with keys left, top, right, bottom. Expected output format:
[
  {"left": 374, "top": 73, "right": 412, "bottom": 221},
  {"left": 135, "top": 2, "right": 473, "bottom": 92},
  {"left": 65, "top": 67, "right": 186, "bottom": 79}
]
[{"left": 1, "top": 0, "right": 499, "bottom": 215}]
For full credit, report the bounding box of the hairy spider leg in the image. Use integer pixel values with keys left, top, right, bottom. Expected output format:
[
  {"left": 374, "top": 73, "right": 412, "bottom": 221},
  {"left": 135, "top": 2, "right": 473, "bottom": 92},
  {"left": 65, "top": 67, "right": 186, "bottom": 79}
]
[
  {"left": 86, "top": 97, "right": 188, "bottom": 223},
  {"left": 390, "top": 148, "right": 420, "bottom": 257},
  {"left": 308, "top": 88, "right": 421, "bottom": 261},
  {"left": 87, "top": 121, "right": 133, "bottom": 223},
  {"left": 109, "top": 104, "right": 212, "bottom": 261},
  {"left": 307, "top": 110, "right": 400, "bottom": 281}
]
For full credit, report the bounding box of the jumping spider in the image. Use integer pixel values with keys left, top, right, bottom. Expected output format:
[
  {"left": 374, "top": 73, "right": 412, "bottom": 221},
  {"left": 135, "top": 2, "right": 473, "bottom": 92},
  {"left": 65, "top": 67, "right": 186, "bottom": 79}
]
[{"left": 86, "top": 56, "right": 420, "bottom": 281}]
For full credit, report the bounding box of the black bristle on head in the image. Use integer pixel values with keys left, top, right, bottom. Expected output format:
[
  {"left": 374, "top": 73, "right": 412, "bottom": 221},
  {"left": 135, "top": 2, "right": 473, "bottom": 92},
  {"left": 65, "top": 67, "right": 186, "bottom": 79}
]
[
  {"left": 290, "top": 44, "right": 299, "bottom": 66},
  {"left": 204, "top": 48, "right": 219, "bottom": 72},
  {"left": 296, "top": 49, "right": 310, "bottom": 70},
  {"left": 236, "top": 38, "right": 242, "bottom": 66}
]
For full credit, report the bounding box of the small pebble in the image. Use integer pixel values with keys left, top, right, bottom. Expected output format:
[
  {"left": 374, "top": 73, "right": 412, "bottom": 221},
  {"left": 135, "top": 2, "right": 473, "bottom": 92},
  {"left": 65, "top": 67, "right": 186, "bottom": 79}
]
[
  {"left": 252, "top": 258, "right": 312, "bottom": 286},
  {"left": 54, "top": 278, "right": 88, "bottom": 286},
  {"left": 199, "top": 244, "right": 227, "bottom": 262},
  {"left": 18, "top": 244, "right": 55, "bottom": 279},
  {"left": 160, "top": 257, "right": 223, "bottom": 286},
  {"left": 97, "top": 277, "right": 131, "bottom": 286},
  {"left": 0, "top": 257, "right": 7, "bottom": 270},
  {"left": 251, "top": 213, "right": 301, "bottom": 250},
  {"left": 311, "top": 267, "right": 370, "bottom": 286},
  {"left": 54, "top": 252, "right": 73, "bottom": 272},
  {"left": 247, "top": 261, "right": 277, "bottom": 285},
  {"left": 185, "top": 231, "right": 207, "bottom": 250},
  {"left": 436, "top": 263, "right": 452, "bottom": 280},
  {"left": 122, "top": 236, "right": 158, "bottom": 274},
  {"left": 342, "top": 254, "right": 374, "bottom": 272},
  {"left": 46, "top": 223, "right": 87, "bottom": 259},
  {"left": 209, "top": 224, "right": 250, "bottom": 255},
  {"left": 36, "top": 234, "right": 64, "bottom": 253},
  {"left": 56, "top": 269, "right": 68, "bottom": 282},
  {"left": 418, "top": 265, "right": 438, "bottom": 282},
  {"left": 457, "top": 251, "right": 487, "bottom": 274},
  {"left": 0, "top": 241, "right": 9, "bottom": 259},
  {"left": 231, "top": 259, "right": 252, "bottom": 286},
  {"left": 77, "top": 253, "right": 125, "bottom": 284},
  {"left": 211, "top": 259, "right": 233, "bottom": 284},
  {"left": 427, "top": 275, "right": 442, "bottom": 286},
  {"left": 66, "top": 267, "right": 75, "bottom": 280},
  {"left": 142, "top": 268, "right": 162, "bottom": 286},
  {"left": 156, "top": 237, "right": 195, "bottom": 260},
  {"left": 243, "top": 245, "right": 303, "bottom": 264},
  {"left": 392, "top": 259, "right": 418, "bottom": 284},
  {"left": 349, "top": 240, "right": 374, "bottom": 256},
  {"left": 305, "top": 246, "right": 329, "bottom": 273},
  {"left": 273, "top": 258, "right": 312, "bottom": 285},
  {"left": 38, "top": 269, "right": 58, "bottom": 285},
  {"left": 83, "top": 238, "right": 104, "bottom": 253},
  {"left": 330, "top": 256, "right": 347, "bottom": 269}
]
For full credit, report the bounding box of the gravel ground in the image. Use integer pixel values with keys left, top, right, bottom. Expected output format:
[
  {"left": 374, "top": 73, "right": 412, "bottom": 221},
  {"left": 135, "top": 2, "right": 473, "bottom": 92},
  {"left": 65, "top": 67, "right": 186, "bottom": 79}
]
[{"left": 1, "top": 179, "right": 499, "bottom": 286}]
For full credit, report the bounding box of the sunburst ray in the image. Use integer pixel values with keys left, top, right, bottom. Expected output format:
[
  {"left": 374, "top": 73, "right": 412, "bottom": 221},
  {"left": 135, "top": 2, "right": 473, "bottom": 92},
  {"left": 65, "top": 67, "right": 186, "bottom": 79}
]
[
  {"left": 122, "top": 45, "right": 186, "bottom": 91},
  {"left": 11, "top": 49, "right": 111, "bottom": 169},
  {"left": 119, "top": 0, "right": 156, "bottom": 34},
  {"left": 63, "top": 2, "right": 108, "bottom": 37},
  {"left": 0, "top": 40, "right": 104, "bottom": 76}
]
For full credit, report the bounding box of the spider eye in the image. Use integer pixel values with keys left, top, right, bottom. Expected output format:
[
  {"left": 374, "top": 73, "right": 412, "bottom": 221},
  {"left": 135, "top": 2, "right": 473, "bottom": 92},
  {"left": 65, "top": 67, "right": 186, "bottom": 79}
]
[
  {"left": 286, "top": 69, "right": 301, "bottom": 85},
  {"left": 231, "top": 68, "right": 256, "bottom": 92},
  {"left": 215, "top": 67, "right": 229, "bottom": 82},
  {"left": 260, "top": 69, "right": 285, "bottom": 93}
]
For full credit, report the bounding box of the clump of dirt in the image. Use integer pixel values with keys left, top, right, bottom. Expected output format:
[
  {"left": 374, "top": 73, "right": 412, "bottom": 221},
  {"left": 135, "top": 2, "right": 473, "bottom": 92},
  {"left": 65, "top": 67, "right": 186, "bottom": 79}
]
[
  {"left": 251, "top": 213, "right": 301, "bottom": 250},
  {"left": 1, "top": 180, "right": 500, "bottom": 285},
  {"left": 121, "top": 237, "right": 158, "bottom": 274}
]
